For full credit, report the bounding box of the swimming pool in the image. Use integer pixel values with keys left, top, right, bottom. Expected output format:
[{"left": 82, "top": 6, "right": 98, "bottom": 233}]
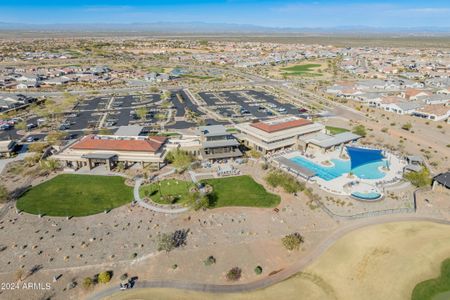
[
  {"left": 351, "top": 191, "right": 382, "bottom": 201},
  {"left": 290, "top": 156, "right": 387, "bottom": 181}
]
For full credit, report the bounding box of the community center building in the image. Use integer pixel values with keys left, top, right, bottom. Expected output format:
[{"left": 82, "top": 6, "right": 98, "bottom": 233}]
[
  {"left": 53, "top": 134, "right": 167, "bottom": 170},
  {"left": 235, "top": 116, "right": 324, "bottom": 153}
]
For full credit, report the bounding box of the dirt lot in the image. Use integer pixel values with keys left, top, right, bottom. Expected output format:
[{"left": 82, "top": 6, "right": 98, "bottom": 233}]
[{"left": 107, "top": 221, "right": 450, "bottom": 300}]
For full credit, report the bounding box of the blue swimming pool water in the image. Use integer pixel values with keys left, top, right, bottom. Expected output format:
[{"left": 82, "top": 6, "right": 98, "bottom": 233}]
[
  {"left": 351, "top": 191, "right": 382, "bottom": 200},
  {"left": 290, "top": 156, "right": 387, "bottom": 181}
]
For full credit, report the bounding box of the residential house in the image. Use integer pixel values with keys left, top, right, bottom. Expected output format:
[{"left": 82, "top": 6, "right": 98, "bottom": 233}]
[
  {"left": 377, "top": 96, "right": 424, "bottom": 115},
  {"left": 401, "top": 88, "right": 432, "bottom": 101},
  {"left": 412, "top": 105, "right": 450, "bottom": 122},
  {"left": 424, "top": 94, "right": 450, "bottom": 105}
]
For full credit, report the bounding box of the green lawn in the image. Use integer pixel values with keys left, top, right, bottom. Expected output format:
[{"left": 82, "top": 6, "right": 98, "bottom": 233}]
[
  {"left": 16, "top": 174, "right": 133, "bottom": 217},
  {"left": 412, "top": 258, "right": 450, "bottom": 300},
  {"left": 140, "top": 179, "right": 194, "bottom": 205},
  {"left": 325, "top": 126, "right": 350, "bottom": 135},
  {"left": 281, "top": 64, "right": 322, "bottom": 77},
  {"left": 201, "top": 175, "right": 280, "bottom": 208}
]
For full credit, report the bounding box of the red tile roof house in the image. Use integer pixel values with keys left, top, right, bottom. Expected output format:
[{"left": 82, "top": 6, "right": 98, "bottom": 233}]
[{"left": 53, "top": 135, "right": 167, "bottom": 171}]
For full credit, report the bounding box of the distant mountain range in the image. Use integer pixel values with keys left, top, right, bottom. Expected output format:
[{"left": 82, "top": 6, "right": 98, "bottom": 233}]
[{"left": 0, "top": 21, "right": 450, "bottom": 36}]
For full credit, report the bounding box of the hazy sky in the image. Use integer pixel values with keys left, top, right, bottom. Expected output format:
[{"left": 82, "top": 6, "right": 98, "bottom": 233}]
[{"left": 1, "top": 0, "right": 449, "bottom": 27}]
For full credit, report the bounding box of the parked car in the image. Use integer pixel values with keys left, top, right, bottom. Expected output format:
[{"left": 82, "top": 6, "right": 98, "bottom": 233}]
[
  {"left": 26, "top": 136, "right": 38, "bottom": 142},
  {"left": 26, "top": 123, "right": 37, "bottom": 130},
  {"left": 64, "top": 134, "right": 77, "bottom": 140},
  {"left": 0, "top": 124, "right": 11, "bottom": 130}
]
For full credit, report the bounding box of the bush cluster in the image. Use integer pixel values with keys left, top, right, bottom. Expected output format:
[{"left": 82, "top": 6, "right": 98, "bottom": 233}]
[
  {"left": 265, "top": 171, "right": 304, "bottom": 194},
  {"left": 282, "top": 232, "right": 304, "bottom": 251}
]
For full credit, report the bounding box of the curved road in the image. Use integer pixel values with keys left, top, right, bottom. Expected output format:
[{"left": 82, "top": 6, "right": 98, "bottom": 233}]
[{"left": 86, "top": 215, "right": 450, "bottom": 300}]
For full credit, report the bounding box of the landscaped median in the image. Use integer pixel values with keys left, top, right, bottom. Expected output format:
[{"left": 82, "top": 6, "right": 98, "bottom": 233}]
[{"left": 16, "top": 174, "right": 133, "bottom": 217}]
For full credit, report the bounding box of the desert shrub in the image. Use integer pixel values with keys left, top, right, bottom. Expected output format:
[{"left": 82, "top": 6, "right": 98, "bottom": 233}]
[
  {"left": 282, "top": 232, "right": 304, "bottom": 251},
  {"left": 401, "top": 122, "right": 412, "bottom": 131},
  {"left": 165, "top": 149, "right": 194, "bottom": 170},
  {"left": 82, "top": 277, "right": 93, "bottom": 289},
  {"left": 97, "top": 271, "right": 111, "bottom": 284},
  {"left": 265, "top": 171, "right": 304, "bottom": 193},
  {"left": 352, "top": 125, "right": 366, "bottom": 136},
  {"left": 247, "top": 149, "right": 262, "bottom": 159},
  {"left": 0, "top": 185, "right": 8, "bottom": 204},
  {"left": 157, "top": 229, "right": 189, "bottom": 252},
  {"left": 120, "top": 273, "right": 128, "bottom": 281},
  {"left": 226, "top": 267, "right": 242, "bottom": 281},
  {"left": 404, "top": 168, "right": 431, "bottom": 187},
  {"left": 204, "top": 256, "right": 216, "bottom": 266},
  {"left": 157, "top": 233, "right": 175, "bottom": 252},
  {"left": 254, "top": 266, "right": 263, "bottom": 275}
]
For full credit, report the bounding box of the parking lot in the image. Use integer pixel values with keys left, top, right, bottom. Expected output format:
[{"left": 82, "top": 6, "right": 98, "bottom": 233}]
[
  {"left": 0, "top": 89, "right": 304, "bottom": 144},
  {"left": 197, "top": 89, "right": 304, "bottom": 121},
  {"left": 0, "top": 93, "right": 169, "bottom": 144}
]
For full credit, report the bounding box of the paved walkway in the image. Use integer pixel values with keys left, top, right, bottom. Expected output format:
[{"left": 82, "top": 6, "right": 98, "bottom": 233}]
[{"left": 86, "top": 215, "right": 450, "bottom": 300}]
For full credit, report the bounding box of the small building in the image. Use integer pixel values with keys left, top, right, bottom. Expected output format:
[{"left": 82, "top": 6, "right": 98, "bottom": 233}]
[
  {"left": 404, "top": 155, "right": 424, "bottom": 173},
  {"left": 53, "top": 134, "right": 167, "bottom": 171},
  {"left": 432, "top": 172, "right": 450, "bottom": 191},
  {"left": 235, "top": 116, "right": 324, "bottom": 154},
  {"left": 0, "top": 140, "right": 17, "bottom": 157},
  {"left": 197, "top": 125, "right": 242, "bottom": 160},
  {"left": 298, "top": 131, "right": 361, "bottom": 153}
]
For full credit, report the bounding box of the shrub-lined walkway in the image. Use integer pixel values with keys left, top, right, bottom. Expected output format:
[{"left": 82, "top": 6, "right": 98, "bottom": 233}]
[{"left": 16, "top": 174, "right": 133, "bottom": 217}]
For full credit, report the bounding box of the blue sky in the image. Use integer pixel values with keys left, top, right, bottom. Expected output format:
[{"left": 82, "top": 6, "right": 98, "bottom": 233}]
[{"left": 1, "top": 1, "right": 449, "bottom": 27}]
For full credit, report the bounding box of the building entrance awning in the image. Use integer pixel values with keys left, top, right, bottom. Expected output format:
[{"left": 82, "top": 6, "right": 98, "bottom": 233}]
[
  {"left": 81, "top": 153, "right": 118, "bottom": 160},
  {"left": 274, "top": 157, "right": 316, "bottom": 178}
]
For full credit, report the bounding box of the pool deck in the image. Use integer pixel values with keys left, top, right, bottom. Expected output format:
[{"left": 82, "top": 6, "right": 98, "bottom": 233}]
[{"left": 277, "top": 149, "right": 406, "bottom": 196}]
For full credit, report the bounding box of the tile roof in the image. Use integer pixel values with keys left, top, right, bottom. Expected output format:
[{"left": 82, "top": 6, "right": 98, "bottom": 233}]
[
  {"left": 72, "top": 135, "right": 166, "bottom": 152},
  {"left": 405, "top": 88, "right": 430, "bottom": 99},
  {"left": 250, "top": 118, "right": 312, "bottom": 133},
  {"left": 416, "top": 105, "right": 450, "bottom": 116}
]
